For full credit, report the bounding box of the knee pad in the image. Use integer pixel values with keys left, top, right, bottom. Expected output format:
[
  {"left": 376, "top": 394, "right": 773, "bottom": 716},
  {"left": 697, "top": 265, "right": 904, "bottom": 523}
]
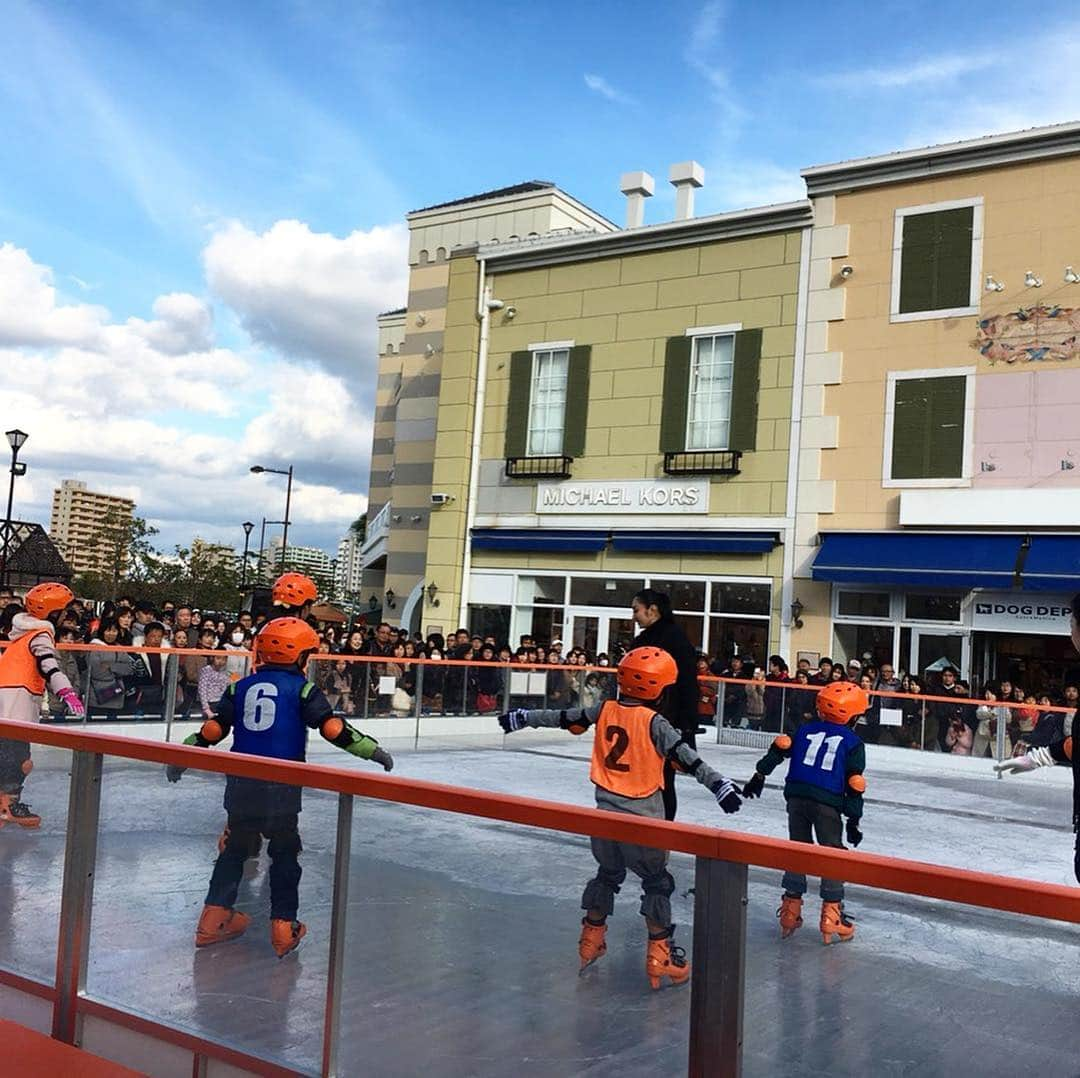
[
  {"left": 582, "top": 874, "right": 623, "bottom": 917},
  {"left": 21, "top": 759, "right": 32, "bottom": 776},
  {"left": 639, "top": 871, "right": 676, "bottom": 924},
  {"left": 642, "top": 870, "right": 676, "bottom": 899}
]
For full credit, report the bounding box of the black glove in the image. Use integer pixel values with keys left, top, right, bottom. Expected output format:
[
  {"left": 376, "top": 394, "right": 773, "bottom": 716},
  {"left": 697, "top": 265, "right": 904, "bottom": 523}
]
[
  {"left": 498, "top": 709, "right": 530, "bottom": 734},
  {"left": 742, "top": 772, "right": 765, "bottom": 799},
  {"left": 712, "top": 778, "right": 742, "bottom": 814},
  {"left": 371, "top": 747, "right": 394, "bottom": 772},
  {"left": 165, "top": 764, "right": 185, "bottom": 784},
  {"left": 845, "top": 818, "right": 863, "bottom": 848}
]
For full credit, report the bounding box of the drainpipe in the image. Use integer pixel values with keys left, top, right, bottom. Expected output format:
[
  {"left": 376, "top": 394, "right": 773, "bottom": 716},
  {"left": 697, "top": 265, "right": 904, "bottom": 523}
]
[{"left": 458, "top": 259, "right": 500, "bottom": 627}]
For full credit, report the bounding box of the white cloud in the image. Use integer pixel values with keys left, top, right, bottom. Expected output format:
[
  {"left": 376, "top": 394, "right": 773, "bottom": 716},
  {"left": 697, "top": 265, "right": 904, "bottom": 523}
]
[
  {"left": 705, "top": 160, "right": 806, "bottom": 213},
  {"left": 0, "top": 242, "right": 372, "bottom": 554},
  {"left": 818, "top": 53, "right": 996, "bottom": 91},
  {"left": 583, "top": 74, "right": 635, "bottom": 106},
  {"left": 203, "top": 219, "right": 409, "bottom": 381}
]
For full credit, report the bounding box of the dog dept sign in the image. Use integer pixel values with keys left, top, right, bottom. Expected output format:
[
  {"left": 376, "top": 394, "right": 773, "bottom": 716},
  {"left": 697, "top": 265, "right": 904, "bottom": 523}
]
[
  {"left": 970, "top": 592, "right": 1073, "bottom": 635},
  {"left": 535, "top": 479, "right": 710, "bottom": 515}
]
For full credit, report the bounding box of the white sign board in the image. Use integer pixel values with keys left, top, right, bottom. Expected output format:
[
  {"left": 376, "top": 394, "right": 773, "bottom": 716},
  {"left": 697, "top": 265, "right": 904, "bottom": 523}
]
[
  {"left": 536, "top": 479, "right": 709, "bottom": 515},
  {"left": 878, "top": 707, "right": 903, "bottom": 728},
  {"left": 509, "top": 671, "right": 547, "bottom": 696},
  {"left": 970, "top": 592, "right": 1073, "bottom": 636},
  {"left": 378, "top": 676, "right": 397, "bottom": 695}
]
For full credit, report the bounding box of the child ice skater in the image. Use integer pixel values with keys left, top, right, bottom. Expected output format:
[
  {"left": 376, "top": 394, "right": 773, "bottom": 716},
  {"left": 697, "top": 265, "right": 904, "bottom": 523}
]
[
  {"left": 167, "top": 617, "right": 393, "bottom": 956},
  {"left": 0, "top": 582, "right": 85, "bottom": 827},
  {"left": 498, "top": 646, "right": 742, "bottom": 989},
  {"left": 742, "top": 680, "right": 869, "bottom": 943}
]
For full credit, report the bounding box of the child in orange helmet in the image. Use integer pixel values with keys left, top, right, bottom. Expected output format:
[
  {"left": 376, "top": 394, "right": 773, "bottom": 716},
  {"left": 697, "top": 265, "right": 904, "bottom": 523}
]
[
  {"left": 270, "top": 572, "right": 318, "bottom": 619},
  {"left": 167, "top": 616, "right": 392, "bottom": 957},
  {"left": 742, "top": 680, "right": 870, "bottom": 943},
  {"left": 498, "top": 646, "right": 742, "bottom": 990},
  {"left": 0, "top": 582, "right": 86, "bottom": 828}
]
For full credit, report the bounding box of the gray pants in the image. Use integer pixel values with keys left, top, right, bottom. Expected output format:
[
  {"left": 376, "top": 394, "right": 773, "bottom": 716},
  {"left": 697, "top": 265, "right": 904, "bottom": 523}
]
[
  {"left": 781, "top": 796, "right": 845, "bottom": 903},
  {"left": 583, "top": 789, "right": 675, "bottom": 927}
]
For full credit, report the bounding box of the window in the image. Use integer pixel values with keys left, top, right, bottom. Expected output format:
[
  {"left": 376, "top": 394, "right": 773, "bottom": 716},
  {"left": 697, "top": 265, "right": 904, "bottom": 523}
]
[
  {"left": 904, "top": 593, "right": 963, "bottom": 622},
  {"left": 885, "top": 369, "right": 973, "bottom": 485},
  {"left": 710, "top": 581, "right": 771, "bottom": 617},
  {"left": 837, "top": 591, "right": 891, "bottom": 620},
  {"left": 527, "top": 348, "right": 569, "bottom": 455},
  {"left": 504, "top": 344, "right": 591, "bottom": 461},
  {"left": 891, "top": 199, "right": 982, "bottom": 322},
  {"left": 570, "top": 576, "right": 645, "bottom": 607},
  {"left": 687, "top": 334, "right": 735, "bottom": 450},
  {"left": 660, "top": 328, "right": 762, "bottom": 454}
]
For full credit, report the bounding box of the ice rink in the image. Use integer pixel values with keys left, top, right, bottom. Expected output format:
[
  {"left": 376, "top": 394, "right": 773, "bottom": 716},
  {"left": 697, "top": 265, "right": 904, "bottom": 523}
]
[{"left": 2, "top": 727, "right": 1079, "bottom": 1077}]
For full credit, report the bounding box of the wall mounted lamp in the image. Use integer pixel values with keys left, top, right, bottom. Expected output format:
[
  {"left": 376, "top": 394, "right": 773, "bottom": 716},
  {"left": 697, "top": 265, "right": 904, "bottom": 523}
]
[
  {"left": 838, "top": 265, "right": 854, "bottom": 279},
  {"left": 385, "top": 588, "right": 396, "bottom": 609},
  {"left": 1024, "top": 270, "right": 1043, "bottom": 288},
  {"left": 426, "top": 582, "right": 440, "bottom": 607},
  {"left": 1066, "top": 266, "right": 1080, "bottom": 284},
  {"left": 790, "top": 598, "right": 805, "bottom": 630},
  {"left": 985, "top": 274, "right": 1005, "bottom": 292}
]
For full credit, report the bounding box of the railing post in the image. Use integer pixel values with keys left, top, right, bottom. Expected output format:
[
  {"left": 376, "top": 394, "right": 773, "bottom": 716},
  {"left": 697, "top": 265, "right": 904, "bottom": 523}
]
[
  {"left": 715, "top": 680, "right": 726, "bottom": 745},
  {"left": 80, "top": 659, "right": 92, "bottom": 725},
  {"left": 163, "top": 652, "right": 179, "bottom": 742},
  {"left": 413, "top": 661, "right": 424, "bottom": 749},
  {"left": 689, "top": 856, "right": 746, "bottom": 1078},
  {"left": 322, "top": 792, "right": 353, "bottom": 1078},
  {"left": 53, "top": 749, "right": 104, "bottom": 1044},
  {"left": 995, "top": 704, "right": 1007, "bottom": 770}
]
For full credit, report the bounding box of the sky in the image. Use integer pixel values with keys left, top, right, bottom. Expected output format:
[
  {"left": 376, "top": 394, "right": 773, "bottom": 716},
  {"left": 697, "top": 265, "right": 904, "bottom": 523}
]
[{"left": 2, "top": 0, "right": 1079, "bottom": 556}]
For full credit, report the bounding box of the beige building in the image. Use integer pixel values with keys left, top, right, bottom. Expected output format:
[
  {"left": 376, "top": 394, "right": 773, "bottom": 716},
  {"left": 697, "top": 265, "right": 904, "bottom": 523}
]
[
  {"left": 417, "top": 168, "right": 811, "bottom": 661},
  {"left": 49, "top": 479, "right": 135, "bottom": 575},
  {"left": 792, "top": 122, "right": 1080, "bottom": 695},
  {"left": 190, "top": 537, "right": 237, "bottom": 570},
  {"left": 360, "top": 183, "right": 616, "bottom": 626}
]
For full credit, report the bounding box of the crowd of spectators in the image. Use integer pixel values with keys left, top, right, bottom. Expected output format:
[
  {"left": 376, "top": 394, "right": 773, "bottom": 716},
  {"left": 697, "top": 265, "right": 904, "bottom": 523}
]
[{"left": 0, "top": 584, "right": 1073, "bottom": 759}]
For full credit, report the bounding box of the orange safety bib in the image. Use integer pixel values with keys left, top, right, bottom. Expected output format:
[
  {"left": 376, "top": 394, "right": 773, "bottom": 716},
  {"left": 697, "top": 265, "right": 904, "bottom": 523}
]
[
  {"left": 0, "top": 632, "right": 48, "bottom": 696},
  {"left": 589, "top": 700, "right": 665, "bottom": 799}
]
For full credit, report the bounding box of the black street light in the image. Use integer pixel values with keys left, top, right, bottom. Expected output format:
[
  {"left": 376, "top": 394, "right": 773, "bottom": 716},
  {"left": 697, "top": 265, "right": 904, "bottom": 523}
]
[
  {"left": 2, "top": 430, "right": 28, "bottom": 587},
  {"left": 240, "top": 521, "right": 255, "bottom": 592},
  {"left": 250, "top": 464, "right": 294, "bottom": 570}
]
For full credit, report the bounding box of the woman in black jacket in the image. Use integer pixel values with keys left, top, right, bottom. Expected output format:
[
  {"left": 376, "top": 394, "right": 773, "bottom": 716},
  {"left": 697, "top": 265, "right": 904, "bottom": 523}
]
[{"left": 629, "top": 588, "right": 700, "bottom": 820}]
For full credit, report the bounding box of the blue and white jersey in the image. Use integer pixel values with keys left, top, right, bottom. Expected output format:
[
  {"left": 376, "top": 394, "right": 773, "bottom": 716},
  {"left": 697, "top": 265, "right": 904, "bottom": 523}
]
[
  {"left": 229, "top": 667, "right": 309, "bottom": 763},
  {"left": 786, "top": 720, "right": 862, "bottom": 796}
]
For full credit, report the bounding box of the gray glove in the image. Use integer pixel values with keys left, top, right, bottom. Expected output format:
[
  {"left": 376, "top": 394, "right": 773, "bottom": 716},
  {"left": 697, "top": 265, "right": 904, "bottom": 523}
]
[{"left": 371, "top": 746, "right": 394, "bottom": 772}]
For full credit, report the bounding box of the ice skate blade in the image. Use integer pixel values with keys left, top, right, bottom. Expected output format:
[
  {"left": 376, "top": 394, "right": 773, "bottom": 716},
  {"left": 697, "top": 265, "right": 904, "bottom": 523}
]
[
  {"left": 648, "top": 973, "right": 690, "bottom": 991},
  {"left": 821, "top": 931, "right": 855, "bottom": 945},
  {"left": 578, "top": 958, "right": 600, "bottom": 976}
]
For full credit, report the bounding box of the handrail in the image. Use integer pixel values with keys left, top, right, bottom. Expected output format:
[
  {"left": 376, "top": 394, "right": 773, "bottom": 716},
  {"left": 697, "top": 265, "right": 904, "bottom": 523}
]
[{"left": 4, "top": 717, "right": 1079, "bottom": 925}]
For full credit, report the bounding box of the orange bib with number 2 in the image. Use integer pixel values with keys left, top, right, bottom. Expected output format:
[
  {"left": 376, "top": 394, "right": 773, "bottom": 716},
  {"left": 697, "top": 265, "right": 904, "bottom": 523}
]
[{"left": 589, "top": 700, "right": 665, "bottom": 798}]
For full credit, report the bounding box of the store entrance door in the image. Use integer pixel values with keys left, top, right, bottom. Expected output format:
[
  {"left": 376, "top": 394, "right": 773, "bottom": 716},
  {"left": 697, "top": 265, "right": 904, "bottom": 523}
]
[
  {"left": 910, "top": 629, "right": 970, "bottom": 685},
  {"left": 566, "top": 608, "right": 637, "bottom": 659}
]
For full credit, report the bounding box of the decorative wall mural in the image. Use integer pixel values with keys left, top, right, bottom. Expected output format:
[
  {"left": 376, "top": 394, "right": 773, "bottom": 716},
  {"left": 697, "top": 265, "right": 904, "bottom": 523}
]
[{"left": 974, "top": 304, "right": 1080, "bottom": 363}]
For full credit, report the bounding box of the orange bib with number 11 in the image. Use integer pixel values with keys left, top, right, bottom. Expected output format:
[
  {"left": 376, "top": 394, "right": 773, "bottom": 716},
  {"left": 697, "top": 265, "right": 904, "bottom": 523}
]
[{"left": 589, "top": 700, "right": 665, "bottom": 798}]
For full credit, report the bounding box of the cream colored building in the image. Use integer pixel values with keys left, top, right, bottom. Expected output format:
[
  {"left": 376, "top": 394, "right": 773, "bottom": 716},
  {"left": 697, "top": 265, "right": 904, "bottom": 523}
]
[
  {"left": 360, "top": 183, "right": 616, "bottom": 627},
  {"left": 49, "top": 479, "right": 135, "bottom": 575},
  {"left": 792, "top": 122, "right": 1080, "bottom": 694},
  {"left": 418, "top": 170, "right": 811, "bottom": 661}
]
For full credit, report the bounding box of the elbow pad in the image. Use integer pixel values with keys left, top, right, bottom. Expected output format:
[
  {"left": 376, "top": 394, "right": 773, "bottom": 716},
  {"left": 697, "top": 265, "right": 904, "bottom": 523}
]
[
  {"left": 667, "top": 737, "right": 703, "bottom": 775},
  {"left": 321, "top": 716, "right": 378, "bottom": 760},
  {"left": 1066, "top": 737, "right": 1074, "bottom": 762},
  {"left": 199, "top": 719, "right": 225, "bottom": 745},
  {"left": 847, "top": 773, "right": 867, "bottom": 794},
  {"left": 558, "top": 712, "right": 590, "bottom": 735},
  {"left": 772, "top": 734, "right": 792, "bottom": 753}
]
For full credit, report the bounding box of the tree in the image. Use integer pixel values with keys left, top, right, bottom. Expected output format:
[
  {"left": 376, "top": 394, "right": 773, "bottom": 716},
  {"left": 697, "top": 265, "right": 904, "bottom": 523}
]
[
  {"left": 81, "top": 510, "right": 159, "bottom": 598},
  {"left": 349, "top": 514, "right": 366, "bottom": 542}
]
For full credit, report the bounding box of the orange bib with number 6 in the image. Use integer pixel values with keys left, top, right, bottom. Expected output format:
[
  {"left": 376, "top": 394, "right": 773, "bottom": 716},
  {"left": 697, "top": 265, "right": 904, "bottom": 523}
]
[{"left": 589, "top": 700, "right": 665, "bottom": 798}]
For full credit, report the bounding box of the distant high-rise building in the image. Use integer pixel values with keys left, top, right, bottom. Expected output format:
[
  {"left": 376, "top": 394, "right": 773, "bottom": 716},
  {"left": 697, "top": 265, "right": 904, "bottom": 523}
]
[
  {"left": 335, "top": 531, "right": 365, "bottom": 597},
  {"left": 191, "top": 537, "right": 237, "bottom": 570},
  {"left": 264, "top": 537, "right": 331, "bottom": 582},
  {"left": 49, "top": 480, "right": 136, "bottom": 576}
]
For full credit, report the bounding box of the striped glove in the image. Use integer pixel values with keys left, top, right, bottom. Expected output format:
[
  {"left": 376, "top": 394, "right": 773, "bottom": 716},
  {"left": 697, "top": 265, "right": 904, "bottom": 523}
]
[
  {"left": 994, "top": 747, "right": 1055, "bottom": 775},
  {"left": 711, "top": 778, "right": 742, "bottom": 814}
]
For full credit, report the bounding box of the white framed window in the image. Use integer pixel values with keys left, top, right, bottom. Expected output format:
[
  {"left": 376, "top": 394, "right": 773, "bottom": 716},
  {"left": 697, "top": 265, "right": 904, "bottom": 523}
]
[
  {"left": 882, "top": 366, "right": 975, "bottom": 488},
  {"left": 890, "top": 197, "right": 983, "bottom": 323},
  {"left": 686, "top": 331, "right": 736, "bottom": 450},
  {"left": 527, "top": 346, "right": 570, "bottom": 456}
]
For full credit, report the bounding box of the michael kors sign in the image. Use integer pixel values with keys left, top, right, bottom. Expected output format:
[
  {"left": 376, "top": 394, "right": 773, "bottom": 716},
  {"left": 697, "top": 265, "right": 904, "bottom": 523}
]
[{"left": 535, "top": 479, "right": 710, "bottom": 515}]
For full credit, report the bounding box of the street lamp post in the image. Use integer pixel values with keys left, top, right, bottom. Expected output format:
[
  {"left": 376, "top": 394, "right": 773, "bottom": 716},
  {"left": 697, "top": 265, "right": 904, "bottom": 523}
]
[
  {"left": 250, "top": 464, "right": 294, "bottom": 571},
  {"left": 240, "top": 521, "right": 255, "bottom": 592},
  {"left": 2, "top": 430, "right": 29, "bottom": 587}
]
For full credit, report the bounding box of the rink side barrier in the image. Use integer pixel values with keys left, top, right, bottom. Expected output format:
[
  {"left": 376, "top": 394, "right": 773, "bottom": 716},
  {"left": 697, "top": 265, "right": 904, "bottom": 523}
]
[
  {"left": 40, "top": 642, "right": 1074, "bottom": 765},
  {"left": 0, "top": 718, "right": 1078, "bottom": 1078}
]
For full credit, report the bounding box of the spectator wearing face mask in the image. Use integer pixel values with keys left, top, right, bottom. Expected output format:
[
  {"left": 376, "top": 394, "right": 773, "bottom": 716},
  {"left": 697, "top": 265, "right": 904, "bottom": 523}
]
[{"left": 223, "top": 623, "right": 251, "bottom": 680}]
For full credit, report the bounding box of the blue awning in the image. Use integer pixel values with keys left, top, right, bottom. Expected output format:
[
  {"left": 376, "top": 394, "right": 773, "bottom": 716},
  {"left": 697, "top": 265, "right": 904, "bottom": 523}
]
[
  {"left": 610, "top": 531, "right": 778, "bottom": 554},
  {"left": 471, "top": 528, "right": 608, "bottom": 553},
  {"left": 1020, "top": 535, "right": 1080, "bottom": 592},
  {"left": 812, "top": 532, "right": 1021, "bottom": 589}
]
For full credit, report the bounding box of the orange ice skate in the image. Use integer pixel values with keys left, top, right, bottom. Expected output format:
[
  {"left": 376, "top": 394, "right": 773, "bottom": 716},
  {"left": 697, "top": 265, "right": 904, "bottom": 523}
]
[
  {"left": 820, "top": 901, "right": 855, "bottom": 945},
  {"left": 778, "top": 895, "right": 803, "bottom": 939},
  {"left": 195, "top": 905, "right": 250, "bottom": 947},
  {"left": 271, "top": 919, "right": 306, "bottom": 958},
  {"left": 646, "top": 933, "right": 691, "bottom": 990},
  {"left": 578, "top": 918, "right": 607, "bottom": 972}
]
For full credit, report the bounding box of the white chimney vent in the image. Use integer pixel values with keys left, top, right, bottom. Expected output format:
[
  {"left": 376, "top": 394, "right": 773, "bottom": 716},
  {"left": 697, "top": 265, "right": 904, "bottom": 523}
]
[
  {"left": 669, "top": 160, "right": 705, "bottom": 220},
  {"left": 619, "top": 171, "right": 655, "bottom": 229}
]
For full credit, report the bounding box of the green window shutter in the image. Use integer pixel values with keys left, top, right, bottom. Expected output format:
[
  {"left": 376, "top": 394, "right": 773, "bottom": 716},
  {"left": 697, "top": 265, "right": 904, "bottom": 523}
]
[
  {"left": 934, "top": 207, "right": 974, "bottom": 310},
  {"left": 728, "top": 328, "right": 763, "bottom": 451},
  {"left": 891, "top": 376, "right": 966, "bottom": 479},
  {"left": 562, "top": 345, "right": 591, "bottom": 458},
  {"left": 659, "top": 336, "right": 692, "bottom": 452},
  {"left": 504, "top": 350, "right": 531, "bottom": 458},
  {"left": 898, "top": 207, "right": 974, "bottom": 314}
]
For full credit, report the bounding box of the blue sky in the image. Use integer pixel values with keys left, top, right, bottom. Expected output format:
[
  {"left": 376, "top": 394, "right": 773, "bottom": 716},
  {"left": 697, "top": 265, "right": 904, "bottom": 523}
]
[{"left": 1, "top": 0, "right": 1078, "bottom": 554}]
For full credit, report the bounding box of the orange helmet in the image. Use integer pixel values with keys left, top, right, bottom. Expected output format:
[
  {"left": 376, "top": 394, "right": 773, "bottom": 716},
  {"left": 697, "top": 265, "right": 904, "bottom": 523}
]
[
  {"left": 816, "top": 681, "right": 869, "bottom": 725},
  {"left": 255, "top": 617, "right": 320, "bottom": 666},
  {"left": 24, "top": 582, "right": 74, "bottom": 621},
  {"left": 617, "top": 647, "right": 678, "bottom": 699},
  {"left": 271, "top": 572, "right": 318, "bottom": 608}
]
